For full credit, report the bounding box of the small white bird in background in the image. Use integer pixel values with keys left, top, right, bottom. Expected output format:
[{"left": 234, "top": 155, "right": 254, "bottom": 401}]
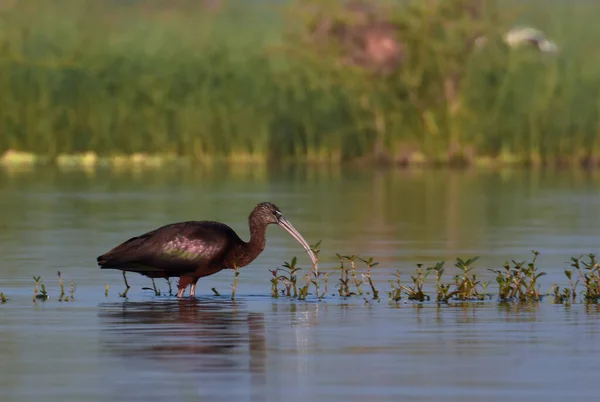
[
  {"left": 474, "top": 26, "right": 558, "bottom": 54},
  {"left": 503, "top": 26, "right": 558, "bottom": 53}
]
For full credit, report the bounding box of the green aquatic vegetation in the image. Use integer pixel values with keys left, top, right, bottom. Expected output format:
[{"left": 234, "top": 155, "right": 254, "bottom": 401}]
[
  {"left": 283, "top": 257, "right": 302, "bottom": 297},
  {"left": 57, "top": 271, "right": 75, "bottom": 302},
  {"left": 360, "top": 257, "right": 380, "bottom": 300},
  {"left": 388, "top": 271, "right": 404, "bottom": 302},
  {"left": 57, "top": 271, "right": 65, "bottom": 301},
  {"left": 317, "top": 272, "right": 330, "bottom": 300},
  {"left": 550, "top": 285, "right": 573, "bottom": 305},
  {"left": 563, "top": 269, "right": 578, "bottom": 301},
  {"left": 428, "top": 261, "right": 452, "bottom": 302},
  {"left": 310, "top": 240, "right": 323, "bottom": 298},
  {"left": 388, "top": 264, "right": 430, "bottom": 302},
  {"left": 298, "top": 241, "right": 327, "bottom": 300},
  {"left": 270, "top": 256, "right": 302, "bottom": 298},
  {"left": 569, "top": 254, "right": 600, "bottom": 303},
  {"left": 231, "top": 266, "right": 240, "bottom": 301},
  {"left": 405, "top": 264, "right": 430, "bottom": 302},
  {"left": 0, "top": 292, "right": 7, "bottom": 303},
  {"left": 298, "top": 283, "right": 309, "bottom": 301},
  {"left": 269, "top": 268, "right": 280, "bottom": 298},
  {"left": 490, "top": 251, "right": 545, "bottom": 302},
  {"left": 336, "top": 254, "right": 354, "bottom": 297},
  {"left": 336, "top": 255, "right": 363, "bottom": 296},
  {"left": 452, "top": 257, "right": 484, "bottom": 301},
  {"left": 32, "top": 276, "right": 48, "bottom": 301}
]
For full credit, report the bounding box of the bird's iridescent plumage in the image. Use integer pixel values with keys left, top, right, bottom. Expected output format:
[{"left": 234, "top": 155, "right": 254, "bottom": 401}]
[{"left": 97, "top": 202, "right": 317, "bottom": 297}]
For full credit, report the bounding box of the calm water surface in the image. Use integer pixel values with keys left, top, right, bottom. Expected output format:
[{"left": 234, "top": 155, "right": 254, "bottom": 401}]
[{"left": 1, "top": 166, "right": 600, "bottom": 401}]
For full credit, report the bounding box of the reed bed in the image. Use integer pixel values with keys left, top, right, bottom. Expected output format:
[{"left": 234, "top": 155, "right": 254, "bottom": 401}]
[{"left": 0, "top": 0, "right": 599, "bottom": 167}]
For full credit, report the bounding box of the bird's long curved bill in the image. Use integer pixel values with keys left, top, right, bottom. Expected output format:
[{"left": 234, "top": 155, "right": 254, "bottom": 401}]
[{"left": 277, "top": 216, "right": 318, "bottom": 268}]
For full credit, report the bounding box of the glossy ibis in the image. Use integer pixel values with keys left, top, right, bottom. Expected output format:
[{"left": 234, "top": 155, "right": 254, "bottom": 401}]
[{"left": 97, "top": 202, "right": 317, "bottom": 298}]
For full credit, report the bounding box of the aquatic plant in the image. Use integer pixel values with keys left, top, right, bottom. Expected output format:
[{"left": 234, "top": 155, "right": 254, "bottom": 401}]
[
  {"left": 550, "top": 284, "right": 573, "bottom": 305},
  {"left": 231, "top": 266, "right": 240, "bottom": 301},
  {"left": 278, "top": 256, "right": 302, "bottom": 297},
  {"left": 490, "top": 251, "right": 545, "bottom": 302},
  {"left": 32, "top": 276, "right": 48, "bottom": 301},
  {"left": 428, "top": 261, "right": 451, "bottom": 302},
  {"left": 269, "top": 268, "right": 280, "bottom": 298},
  {"left": 451, "top": 257, "right": 485, "bottom": 301},
  {"left": 69, "top": 280, "right": 76, "bottom": 301},
  {"left": 404, "top": 264, "right": 430, "bottom": 301},
  {"left": 0, "top": 292, "right": 7, "bottom": 303},
  {"left": 360, "top": 257, "right": 380, "bottom": 300},
  {"left": 569, "top": 254, "right": 600, "bottom": 303},
  {"left": 388, "top": 270, "right": 404, "bottom": 302}
]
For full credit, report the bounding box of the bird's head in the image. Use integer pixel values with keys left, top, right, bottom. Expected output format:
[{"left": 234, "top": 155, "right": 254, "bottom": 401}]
[
  {"left": 252, "top": 202, "right": 283, "bottom": 225},
  {"left": 251, "top": 202, "right": 318, "bottom": 266}
]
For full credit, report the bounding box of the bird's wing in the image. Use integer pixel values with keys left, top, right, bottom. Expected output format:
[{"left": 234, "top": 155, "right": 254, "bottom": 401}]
[{"left": 97, "top": 221, "right": 238, "bottom": 274}]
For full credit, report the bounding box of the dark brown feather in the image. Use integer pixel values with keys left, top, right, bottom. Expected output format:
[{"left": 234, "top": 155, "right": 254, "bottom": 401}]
[{"left": 97, "top": 221, "right": 243, "bottom": 278}]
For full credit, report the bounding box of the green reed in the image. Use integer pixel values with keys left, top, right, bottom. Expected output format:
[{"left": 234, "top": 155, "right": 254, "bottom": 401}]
[
  {"left": 0, "top": 1, "right": 598, "bottom": 167},
  {"left": 231, "top": 266, "right": 240, "bottom": 301}
]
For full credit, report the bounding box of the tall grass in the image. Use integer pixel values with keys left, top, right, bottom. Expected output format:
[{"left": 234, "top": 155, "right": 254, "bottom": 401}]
[{"left": 0, "top": 0, "right": 598, "bottom": 166}]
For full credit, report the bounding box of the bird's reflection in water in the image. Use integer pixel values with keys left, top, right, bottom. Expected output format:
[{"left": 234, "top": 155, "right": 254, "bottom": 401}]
[{"left": 98, "top": 299, "right": 266, "bottom": 400}]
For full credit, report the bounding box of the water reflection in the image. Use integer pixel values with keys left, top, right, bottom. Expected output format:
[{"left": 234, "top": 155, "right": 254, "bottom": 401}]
[
  {"left": 99, "top": 299, "right": 265, "bottom": 366},
  {"left": 98, "top": 300, "right": 267, "bottom": 400}
]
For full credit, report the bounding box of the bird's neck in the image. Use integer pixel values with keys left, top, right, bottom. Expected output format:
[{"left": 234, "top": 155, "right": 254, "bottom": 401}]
[
  {"left": 247, "top": 217, "right": 268, "bottom": 253},
  {"left": 230, "top": 218, "right": 268, "bottom": 268}
]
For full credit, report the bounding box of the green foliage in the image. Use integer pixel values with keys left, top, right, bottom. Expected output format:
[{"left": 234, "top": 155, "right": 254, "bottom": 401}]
[
  {"left": 32, "top": 275, "right": 48, "bottom": 301},
  {"left": 0, "top": 0, "right": 598, "bottom": 165},
  {"left": 489, "top": 251, "right": 545, "bottom": 302},
  {"left": 273, "top": 251, "right": 600, "bottom": 305}
]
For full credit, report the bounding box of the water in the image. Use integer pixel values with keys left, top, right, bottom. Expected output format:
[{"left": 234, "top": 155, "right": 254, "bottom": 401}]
[{"left": 1, "top": 166, "right": 600, "bottom": 401}]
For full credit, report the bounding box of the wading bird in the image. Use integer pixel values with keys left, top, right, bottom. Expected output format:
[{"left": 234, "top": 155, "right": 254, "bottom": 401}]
[{"left": 97, "top": 202, "right": 317, "bottom": 298}]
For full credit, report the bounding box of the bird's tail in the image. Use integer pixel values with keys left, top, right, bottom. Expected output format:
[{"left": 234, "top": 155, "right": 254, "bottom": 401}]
[{"left": 97, "top": 253, "right": 119, "bottom": 269}]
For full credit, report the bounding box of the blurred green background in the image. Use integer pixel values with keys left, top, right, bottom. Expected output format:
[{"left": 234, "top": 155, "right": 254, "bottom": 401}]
[{"left": 0, "top": 0, "right": 597, "bottom": 167}]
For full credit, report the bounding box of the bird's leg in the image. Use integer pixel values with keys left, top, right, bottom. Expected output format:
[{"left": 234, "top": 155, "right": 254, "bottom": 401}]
[
  {"left": 176, "top": 277, "right": 192, "bottom": 298},
  {"left": 151, "top": 278, "right": 160, "bottom": 296},
  {"left": 189, "top": 278, "right": 200, "bottom": 298},
  {"left": 122, "top": 271, "right": 130, "bottom": 288},
  {"left": 119, "top": 271, "right": 131, "bottom": 298}
]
